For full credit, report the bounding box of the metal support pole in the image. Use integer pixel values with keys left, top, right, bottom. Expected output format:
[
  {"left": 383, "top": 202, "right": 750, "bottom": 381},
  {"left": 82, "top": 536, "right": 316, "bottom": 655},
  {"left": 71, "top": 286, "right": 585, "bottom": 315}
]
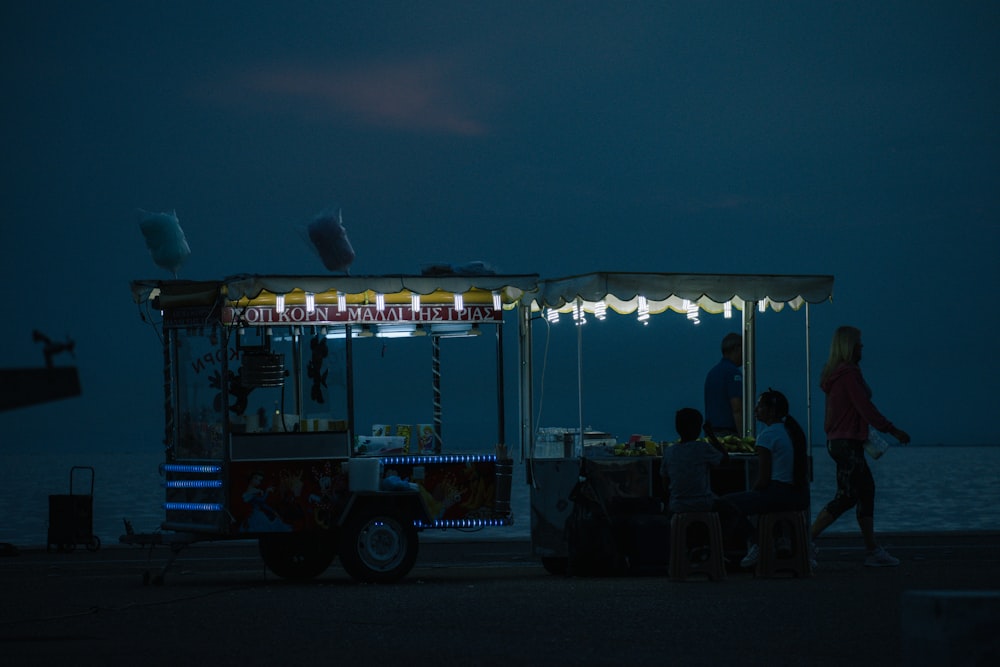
[
  {"left": 805, "top": 303, "right": 813, "bottom": 448},
  {"left": 742, "top": 302, "right": 757, "bottom": 438},
  {"left": 805, "top": 302, "right": 815, "bottom": 485},
  {"left": 576, "top": 305, "right": 584, "bottom": 458},
  {"left": 519, "top": 304, "right": 534, "bottom": 463},
  {"left": 345, "top": 325, "right": 355, "bottom": 447},
  {"left": 291, "top": 327, "right": 302, "bottom": 423},
  {"left": 432, "top": 335, "right": 442, "bottom": 454},
  {"left": 164, "top": 327, "right": 175, "bottom": 461},
  {"left": 496, "top": 322, "right": 505, "bottom": 447}
]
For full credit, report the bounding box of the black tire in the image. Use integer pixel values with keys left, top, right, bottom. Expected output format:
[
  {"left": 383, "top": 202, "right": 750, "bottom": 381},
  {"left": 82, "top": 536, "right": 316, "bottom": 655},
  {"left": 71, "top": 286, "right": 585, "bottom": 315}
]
[
  {"left": 86, "top": 535, "right": 101, "bottom": 552},
  {"left": 541, "top": 556, "right": 568, "bottom": 576},
  {"left": 339, "top": 508, "right": 418, "bottom": 583},
  {"left": 258, "top": 532, "right": 337, "bottom": 580}
]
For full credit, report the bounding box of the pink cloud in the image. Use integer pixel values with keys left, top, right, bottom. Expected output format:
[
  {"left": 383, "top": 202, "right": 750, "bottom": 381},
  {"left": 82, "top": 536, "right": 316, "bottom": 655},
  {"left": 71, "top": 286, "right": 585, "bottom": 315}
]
[{"left": 236, "top": 58, "right": 490, "bottom": 136}]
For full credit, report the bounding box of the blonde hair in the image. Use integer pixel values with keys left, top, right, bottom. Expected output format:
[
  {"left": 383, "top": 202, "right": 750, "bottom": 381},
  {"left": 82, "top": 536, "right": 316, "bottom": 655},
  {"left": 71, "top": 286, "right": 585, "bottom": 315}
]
[{"left": 820, "top": 325, "right": 861, "bottom": 385}]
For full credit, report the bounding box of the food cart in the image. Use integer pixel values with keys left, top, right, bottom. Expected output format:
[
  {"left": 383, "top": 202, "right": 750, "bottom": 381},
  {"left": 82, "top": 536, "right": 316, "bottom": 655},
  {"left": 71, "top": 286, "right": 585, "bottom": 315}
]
[
  {"left": 123, "top": 272, "right": 537, "bottom": 583},
  {"left": 515, "top": 272, "right": 834, "bottom": 574}
]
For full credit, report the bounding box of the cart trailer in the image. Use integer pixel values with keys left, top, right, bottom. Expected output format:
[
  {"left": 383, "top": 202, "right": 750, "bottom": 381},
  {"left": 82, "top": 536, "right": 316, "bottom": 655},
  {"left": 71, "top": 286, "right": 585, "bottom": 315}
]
[{"left": 123, "top": 273, "right": 537, "bottom": 584}]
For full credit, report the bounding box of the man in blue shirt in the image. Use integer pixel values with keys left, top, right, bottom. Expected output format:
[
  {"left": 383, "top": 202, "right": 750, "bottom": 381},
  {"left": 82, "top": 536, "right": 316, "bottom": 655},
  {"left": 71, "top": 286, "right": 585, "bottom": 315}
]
[{"left": 704, "top": 333, "right": 743, "bottom": 436}]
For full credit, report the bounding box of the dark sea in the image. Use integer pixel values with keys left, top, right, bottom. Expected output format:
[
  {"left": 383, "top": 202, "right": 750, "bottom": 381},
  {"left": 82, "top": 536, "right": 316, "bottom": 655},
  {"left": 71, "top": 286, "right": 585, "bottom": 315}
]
[{"left": 1, "top": 445, "right": 998, "bottom": 549}]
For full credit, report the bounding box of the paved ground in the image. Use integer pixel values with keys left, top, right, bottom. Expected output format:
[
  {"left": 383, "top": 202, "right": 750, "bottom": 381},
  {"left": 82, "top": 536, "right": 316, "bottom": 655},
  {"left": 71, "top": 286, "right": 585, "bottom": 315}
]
[{"left": 0, "top": 532, "right": 998, "bottom": 666}]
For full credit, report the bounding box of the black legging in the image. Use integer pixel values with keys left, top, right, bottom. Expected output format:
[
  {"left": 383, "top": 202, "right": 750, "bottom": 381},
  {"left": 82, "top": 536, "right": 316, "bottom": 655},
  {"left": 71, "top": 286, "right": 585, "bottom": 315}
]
[{"left": 822, "top": 438, "right": 875, "bottom": 520}]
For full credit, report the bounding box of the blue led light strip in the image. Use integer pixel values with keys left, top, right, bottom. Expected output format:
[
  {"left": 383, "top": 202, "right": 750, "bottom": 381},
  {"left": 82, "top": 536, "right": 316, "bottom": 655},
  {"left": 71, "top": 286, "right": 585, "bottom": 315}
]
[
  {"left": 163, "top": 480, "right": 224, "bottom": 489},
  {"left": 163, "top": 502, "right": 223, "bottom": 512},
  {"left": 380, "top": 454, "right": 498, "bottom": 466},
  {"left": 162, "top": 463, "right": 223, "bottom": 474},
  {"left": 414, "top": 517, "right": 513, "bottom": 529}
]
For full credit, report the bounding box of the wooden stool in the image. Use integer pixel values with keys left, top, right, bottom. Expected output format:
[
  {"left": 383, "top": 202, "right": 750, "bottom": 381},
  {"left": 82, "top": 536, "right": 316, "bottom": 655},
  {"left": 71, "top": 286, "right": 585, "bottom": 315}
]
[
  {"left": 756, "top": 510, "right": 812, "bottom": 578},
  {"left": 669, "top": 512, "right": 726, "bottom": 581}
]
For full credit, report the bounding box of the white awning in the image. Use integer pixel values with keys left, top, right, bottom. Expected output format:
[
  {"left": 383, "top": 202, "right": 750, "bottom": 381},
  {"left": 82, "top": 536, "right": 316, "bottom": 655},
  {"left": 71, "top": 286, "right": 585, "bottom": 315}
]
[
  {"left": 222, "top": 274, "right": 540, "bottom": 301},
  {"left": 131, "top": 274, "right": 541, "bottom": 307},
  {"left": 521, "top": 272, "right": 834, "bottom": 315}
]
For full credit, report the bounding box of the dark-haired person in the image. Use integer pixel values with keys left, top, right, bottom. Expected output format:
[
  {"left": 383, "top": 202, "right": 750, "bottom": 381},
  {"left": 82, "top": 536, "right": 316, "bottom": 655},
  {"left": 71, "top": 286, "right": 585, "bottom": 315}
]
[
  {"left": 660, "top": 408, "right": 730, "bottom": 514},
  {"left": 809, "top": 326, "right": 911, "bottom": 567},
  {"left": 704, "top": 333, "right": 743, "bottom": 436},
  {"left": 721, "top": 389, "right": 810, "bottom": 568}
]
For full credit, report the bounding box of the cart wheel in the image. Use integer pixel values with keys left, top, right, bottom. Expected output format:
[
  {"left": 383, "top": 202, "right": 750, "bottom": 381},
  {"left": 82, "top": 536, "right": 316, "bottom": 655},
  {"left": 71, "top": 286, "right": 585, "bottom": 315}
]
[
  {"left": 259, "top": 533, "right": 337, "bottom": 580},
  {"left": 339, "top": 508, "right": 418, "bottom": 584},
  {"left": 86, "top": 535, "right": 101, "bottom": 552}
]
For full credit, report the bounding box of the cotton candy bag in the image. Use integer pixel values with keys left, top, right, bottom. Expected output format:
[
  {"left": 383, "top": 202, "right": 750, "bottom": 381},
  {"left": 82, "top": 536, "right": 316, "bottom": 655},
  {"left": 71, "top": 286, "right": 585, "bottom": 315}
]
[
  {"left": 138, "top": 209, "right": 191, "bottom": 277},
  {"left": 306, "top": 208, "right": 355, "bottom": 273}
]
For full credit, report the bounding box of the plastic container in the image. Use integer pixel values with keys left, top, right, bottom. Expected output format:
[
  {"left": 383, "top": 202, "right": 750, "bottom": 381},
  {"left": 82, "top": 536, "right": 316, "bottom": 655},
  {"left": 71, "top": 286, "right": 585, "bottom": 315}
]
[
  {"left": 494, "top": 460, "right": 513, "bottom": 514},
  {"left": 347, "top": 458, "right": 382, "bottom": 492}
]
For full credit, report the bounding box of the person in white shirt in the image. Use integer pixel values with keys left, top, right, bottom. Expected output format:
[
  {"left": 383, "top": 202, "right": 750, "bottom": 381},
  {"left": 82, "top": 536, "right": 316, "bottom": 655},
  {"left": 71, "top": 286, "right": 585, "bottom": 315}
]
[{"left": 720, "top": 389, "right": 809, "bottom": 567}]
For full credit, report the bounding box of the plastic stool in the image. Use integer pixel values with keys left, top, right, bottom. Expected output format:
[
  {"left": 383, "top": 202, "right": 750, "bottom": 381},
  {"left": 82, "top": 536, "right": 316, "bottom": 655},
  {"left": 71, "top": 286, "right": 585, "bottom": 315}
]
[
  {"left": 669, "top": 512, "right": 726, "bottom": 581},
  {"left": 756, "top": 510, "right": 812, "bottom": 578}
]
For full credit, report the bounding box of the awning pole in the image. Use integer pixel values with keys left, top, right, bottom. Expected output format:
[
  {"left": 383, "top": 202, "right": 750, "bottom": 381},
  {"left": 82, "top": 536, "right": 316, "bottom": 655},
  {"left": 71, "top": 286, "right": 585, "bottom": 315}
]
[
  {"left": 518, "top": 304, "right": 533, "bottom": 463},
  {"left": 496, "top": 321, "right": 505, "bottom": 448},
  {"left": 805, "top": 303, "right": 812, "bottom": 448},
  {"left": 742, "top": 301, "right": 757, "bottom": 438},
  {"left": 432, "top": 335, "right": 442, "bottom": 454},
  {"left": 576, "top": 302, "right": 584, "bottom": 457}
]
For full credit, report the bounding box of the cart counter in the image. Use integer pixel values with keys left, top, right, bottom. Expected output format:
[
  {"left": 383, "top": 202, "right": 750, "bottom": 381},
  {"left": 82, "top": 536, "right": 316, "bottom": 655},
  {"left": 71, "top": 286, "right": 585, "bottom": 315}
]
[{"left": 528, "top": 454, "right": 759, "bottom": 559}]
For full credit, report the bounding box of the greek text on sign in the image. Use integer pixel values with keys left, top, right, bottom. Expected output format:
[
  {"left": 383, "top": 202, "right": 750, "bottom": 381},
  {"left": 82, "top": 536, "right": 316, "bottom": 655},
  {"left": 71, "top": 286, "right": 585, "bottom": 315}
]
[{"left": 223, "top": 304, "right": 500, "bottom": 325}]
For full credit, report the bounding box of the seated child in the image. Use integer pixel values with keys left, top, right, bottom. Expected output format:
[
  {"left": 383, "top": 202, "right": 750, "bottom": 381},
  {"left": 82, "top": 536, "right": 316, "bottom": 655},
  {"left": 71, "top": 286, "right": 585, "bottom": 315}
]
[
  {"left": 660, "top": 407, "right": 729, "bottom": 513},
  {"left": 661, "top": 408, "right": 739, "bottom": 561}
]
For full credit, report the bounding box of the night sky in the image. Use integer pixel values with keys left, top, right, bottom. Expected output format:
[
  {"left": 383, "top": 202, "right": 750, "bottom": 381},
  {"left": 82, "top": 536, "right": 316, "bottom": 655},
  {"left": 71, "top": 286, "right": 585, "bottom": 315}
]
[{"left": 1, "top": 2, "right": 997, "bottom": 451}]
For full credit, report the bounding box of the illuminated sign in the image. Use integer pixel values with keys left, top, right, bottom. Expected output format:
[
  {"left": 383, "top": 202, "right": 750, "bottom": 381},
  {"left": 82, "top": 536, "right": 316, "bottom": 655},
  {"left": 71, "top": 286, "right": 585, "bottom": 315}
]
[{"left": 222, "top": 304, "right": 500, "bottom": 326}]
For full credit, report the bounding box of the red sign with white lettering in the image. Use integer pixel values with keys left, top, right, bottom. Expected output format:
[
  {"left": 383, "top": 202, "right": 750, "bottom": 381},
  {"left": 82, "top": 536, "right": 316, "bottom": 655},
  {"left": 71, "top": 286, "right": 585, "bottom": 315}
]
[{"left": 221, "top": 304, "right": 500, "bottom": 326}]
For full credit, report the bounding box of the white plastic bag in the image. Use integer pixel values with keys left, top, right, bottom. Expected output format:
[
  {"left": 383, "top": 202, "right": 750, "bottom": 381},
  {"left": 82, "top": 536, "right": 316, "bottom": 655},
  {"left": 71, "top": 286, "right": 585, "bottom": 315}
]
[
  {"left": 863, "top": 427, "right": 894, "bottom": 460},
  {"left": 306, "top": 208, "right": 355, "bottom": 273},
  {"left": 138, "top": 209, "right": 190, "bottom": 276}
]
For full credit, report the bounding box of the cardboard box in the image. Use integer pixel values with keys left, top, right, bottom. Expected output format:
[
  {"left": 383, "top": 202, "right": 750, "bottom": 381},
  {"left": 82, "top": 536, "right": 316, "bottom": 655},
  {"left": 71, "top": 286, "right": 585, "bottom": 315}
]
[
  {"left": 355, "top": 435, "right": 405, "bottom": 456},
  {"left": 396, "top": 425, "right": 412, "bottom": 452},
  {"left": 416, "top": 424, "right": 436, "bottom": 453}
]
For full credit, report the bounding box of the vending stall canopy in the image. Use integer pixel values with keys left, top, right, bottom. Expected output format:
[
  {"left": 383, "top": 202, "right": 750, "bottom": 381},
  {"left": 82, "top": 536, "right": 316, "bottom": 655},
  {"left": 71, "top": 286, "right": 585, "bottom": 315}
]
[
  {"left": 132, "top": 273, "right": 540, "bottom": 311},
  {"left": 517, "top": 271, "right": 835, "bottom": 449},
  {"left": 521, "top": 272, "right": 834, "bottom": 316}
]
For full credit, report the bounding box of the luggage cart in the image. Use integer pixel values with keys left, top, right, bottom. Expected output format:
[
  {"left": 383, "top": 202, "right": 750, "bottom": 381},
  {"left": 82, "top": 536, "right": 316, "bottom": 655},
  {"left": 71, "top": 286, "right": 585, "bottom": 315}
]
[{"left": 47, "top": 466, "right": 101, "bottom": 552}]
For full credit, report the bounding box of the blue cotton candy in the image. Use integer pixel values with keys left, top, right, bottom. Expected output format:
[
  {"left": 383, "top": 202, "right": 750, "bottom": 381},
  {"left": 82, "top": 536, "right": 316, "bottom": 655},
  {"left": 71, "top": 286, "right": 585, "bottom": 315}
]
[
  {"left": 307, "top": 208, "right": 355, "bottom": 273},
  {"left": 138, "top": 209, "right": 190, "bottom": 277},
  {"left": 381, "top": 475, "right": 418, "bottom": 492}
]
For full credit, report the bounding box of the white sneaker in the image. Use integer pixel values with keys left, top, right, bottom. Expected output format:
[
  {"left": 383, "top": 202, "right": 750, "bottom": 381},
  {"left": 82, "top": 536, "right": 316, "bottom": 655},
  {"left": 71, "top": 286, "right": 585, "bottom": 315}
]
[
  {"left": 864, "top": 545, "right": 900, "bottom": 567},
  {"left": 740, "top": 543, "right": 759, "bottom": 568}
]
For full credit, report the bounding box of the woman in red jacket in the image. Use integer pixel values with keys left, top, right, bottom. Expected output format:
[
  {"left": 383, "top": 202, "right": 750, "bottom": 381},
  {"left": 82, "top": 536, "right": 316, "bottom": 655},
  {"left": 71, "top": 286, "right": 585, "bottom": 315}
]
[{"left": 809, "top": 325, "right": 911, "bottom": 567}]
